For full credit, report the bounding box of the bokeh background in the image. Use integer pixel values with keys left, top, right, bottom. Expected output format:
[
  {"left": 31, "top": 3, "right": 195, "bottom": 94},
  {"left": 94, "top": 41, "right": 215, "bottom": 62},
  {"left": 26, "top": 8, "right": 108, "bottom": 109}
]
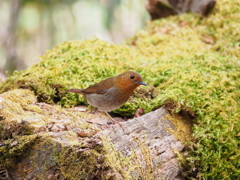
[{"left": 0, "top": 0, "right": 149, "bottom": 76}]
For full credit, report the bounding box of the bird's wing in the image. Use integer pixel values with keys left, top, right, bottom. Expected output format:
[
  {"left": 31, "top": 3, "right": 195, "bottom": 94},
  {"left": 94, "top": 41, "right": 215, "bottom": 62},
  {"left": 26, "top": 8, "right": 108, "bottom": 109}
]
[
  {"left": 81, "top": 77, "right": 114, "bottom": 95},
  {"left": 81, "top": 84, "right": 108, "bottom": 94}
]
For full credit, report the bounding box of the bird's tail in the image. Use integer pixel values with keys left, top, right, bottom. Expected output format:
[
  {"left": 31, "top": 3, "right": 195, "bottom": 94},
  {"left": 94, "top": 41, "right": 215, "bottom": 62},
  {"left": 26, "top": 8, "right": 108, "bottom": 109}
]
[{"left": 66, "top": 89, "right": 83, "bottom": 94}]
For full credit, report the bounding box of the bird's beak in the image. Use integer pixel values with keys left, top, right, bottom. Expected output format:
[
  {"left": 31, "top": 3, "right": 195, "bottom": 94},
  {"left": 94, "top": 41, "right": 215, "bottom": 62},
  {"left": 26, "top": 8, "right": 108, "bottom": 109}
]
[{"left": 137, "top": 81, "right": 148, "bottom": 86}]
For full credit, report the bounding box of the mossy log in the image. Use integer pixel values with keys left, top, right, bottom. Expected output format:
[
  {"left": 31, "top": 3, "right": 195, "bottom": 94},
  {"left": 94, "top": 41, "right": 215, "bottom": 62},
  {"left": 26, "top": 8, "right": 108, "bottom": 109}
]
[
  {"left": 0, "top": 89, "right": 191, "bottom": 180},
  {"left": 146, "top": 0, "right": 216, "bottom": 20}
]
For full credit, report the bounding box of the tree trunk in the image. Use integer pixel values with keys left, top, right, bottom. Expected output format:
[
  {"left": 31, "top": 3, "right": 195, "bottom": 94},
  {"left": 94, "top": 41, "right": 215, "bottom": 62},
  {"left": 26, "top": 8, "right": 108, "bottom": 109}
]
[{"left": 4, "top": 0, "right": 22, "bottom": 74}]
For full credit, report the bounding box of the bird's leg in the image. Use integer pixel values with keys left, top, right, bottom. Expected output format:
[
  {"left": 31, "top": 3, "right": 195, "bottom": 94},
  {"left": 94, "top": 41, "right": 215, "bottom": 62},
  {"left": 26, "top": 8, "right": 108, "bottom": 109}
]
[
  {"left": 104, "top": 112, "right": 124, "bottom": 131},
  {"left": 89, "top": 106, "right": 124, "bottom": 130}
]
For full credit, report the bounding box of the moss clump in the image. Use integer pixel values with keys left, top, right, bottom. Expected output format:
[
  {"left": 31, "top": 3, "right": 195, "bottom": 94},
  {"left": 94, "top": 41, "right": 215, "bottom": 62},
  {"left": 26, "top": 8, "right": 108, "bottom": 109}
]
[
  {"left": 0, "top": 39, "right": 152, "bottom": 116},
  {"left": 0, "top": 0, "right": 239, "bottom": 178}
]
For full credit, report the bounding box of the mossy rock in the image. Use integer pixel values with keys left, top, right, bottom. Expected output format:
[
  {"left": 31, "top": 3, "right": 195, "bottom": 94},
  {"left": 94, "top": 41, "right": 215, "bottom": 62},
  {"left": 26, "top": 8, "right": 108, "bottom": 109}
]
[{"left": 0, "top": 0, "right": 239, "bottom": 179}]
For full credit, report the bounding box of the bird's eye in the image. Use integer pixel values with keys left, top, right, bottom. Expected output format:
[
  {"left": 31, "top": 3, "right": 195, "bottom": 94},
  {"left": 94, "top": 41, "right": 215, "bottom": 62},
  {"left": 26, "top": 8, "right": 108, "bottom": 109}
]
[{"left": 130, "top": 75, "right": 135, "bottom": 79}]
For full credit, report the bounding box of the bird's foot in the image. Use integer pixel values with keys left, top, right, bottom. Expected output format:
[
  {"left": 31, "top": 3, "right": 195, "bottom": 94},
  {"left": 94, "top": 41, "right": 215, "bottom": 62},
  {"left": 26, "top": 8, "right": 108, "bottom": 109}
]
[{"left": 104, "top": 112, "right": 124, "bottom": 131}]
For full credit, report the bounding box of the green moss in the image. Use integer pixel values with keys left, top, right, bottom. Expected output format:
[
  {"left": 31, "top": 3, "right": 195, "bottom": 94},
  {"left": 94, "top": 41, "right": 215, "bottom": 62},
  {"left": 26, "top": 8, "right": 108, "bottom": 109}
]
[
  {"left": 0, "top": 134, "right": 38, "bottom": 167},
  {"left": 164, "top": 113, "right": 192, "bottom": 144},
  {"left": 0, "top": 0, "right": 239, "bottom": 178}
]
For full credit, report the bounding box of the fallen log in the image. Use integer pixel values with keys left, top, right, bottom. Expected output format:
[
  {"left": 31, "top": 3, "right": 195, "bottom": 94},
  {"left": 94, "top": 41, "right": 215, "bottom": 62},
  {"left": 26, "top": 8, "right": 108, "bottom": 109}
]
[{"left": 0, "top": 89, "right": 192, "bottom": 179}]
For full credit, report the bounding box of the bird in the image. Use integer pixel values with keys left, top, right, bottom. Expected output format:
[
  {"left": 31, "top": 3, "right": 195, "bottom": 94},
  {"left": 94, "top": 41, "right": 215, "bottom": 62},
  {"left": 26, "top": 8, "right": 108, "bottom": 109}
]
[{"left": 66, "top": 71, "right": 147, "bottom": 128}]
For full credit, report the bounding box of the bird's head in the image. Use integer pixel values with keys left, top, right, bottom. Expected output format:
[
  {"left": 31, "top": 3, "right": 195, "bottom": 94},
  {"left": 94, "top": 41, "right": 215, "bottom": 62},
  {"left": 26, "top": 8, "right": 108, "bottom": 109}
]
[{"left": 115, "top": 71, "right": 147, "bottom": 91}]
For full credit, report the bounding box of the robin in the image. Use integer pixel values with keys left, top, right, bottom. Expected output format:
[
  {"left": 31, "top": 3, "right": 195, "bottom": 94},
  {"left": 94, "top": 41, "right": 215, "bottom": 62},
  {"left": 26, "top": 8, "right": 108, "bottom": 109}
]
[{"left": 66, "top": 71, "right": 147, "bottom": 127}]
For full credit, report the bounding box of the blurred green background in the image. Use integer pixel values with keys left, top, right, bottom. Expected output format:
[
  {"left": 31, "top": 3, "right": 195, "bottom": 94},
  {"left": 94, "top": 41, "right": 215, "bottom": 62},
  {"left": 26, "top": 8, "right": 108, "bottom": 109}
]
[{"left": 0, "top": 0, "right": 149, "bottom": 76}]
